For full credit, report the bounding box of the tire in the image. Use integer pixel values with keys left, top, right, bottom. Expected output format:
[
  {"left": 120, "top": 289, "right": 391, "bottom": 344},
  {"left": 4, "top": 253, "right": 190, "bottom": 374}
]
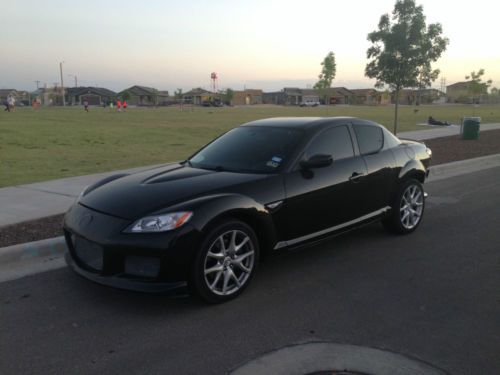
[
  {"left": 189, "top": 219, "right": 259, "bottom": 303},
  {"left": 382, "top": 178, "right": 425, "bottom": 235}
]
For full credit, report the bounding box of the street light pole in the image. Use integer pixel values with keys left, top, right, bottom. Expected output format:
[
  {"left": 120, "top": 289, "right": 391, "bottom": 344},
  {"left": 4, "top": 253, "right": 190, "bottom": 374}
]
[{"left": 60, "top": 62, "right": 65, "bottom": 106}]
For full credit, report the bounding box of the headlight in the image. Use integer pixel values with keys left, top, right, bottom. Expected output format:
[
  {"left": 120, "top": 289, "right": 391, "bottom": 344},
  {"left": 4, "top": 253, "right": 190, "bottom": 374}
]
[{"left": 125, "top": 212, "right": 193, "bottom": 233}]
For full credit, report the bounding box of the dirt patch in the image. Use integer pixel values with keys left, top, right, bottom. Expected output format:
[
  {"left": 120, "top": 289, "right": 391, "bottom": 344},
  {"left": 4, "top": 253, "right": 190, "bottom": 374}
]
[
  {"left": 424, "top": 129, "right": 500, "bottom": 165},
  {"left": 0, "top": 214, "right": 64, "bottom": 248}
]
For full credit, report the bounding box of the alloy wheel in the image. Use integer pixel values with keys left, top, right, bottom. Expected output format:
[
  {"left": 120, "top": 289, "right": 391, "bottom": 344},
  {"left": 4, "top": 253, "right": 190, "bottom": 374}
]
[
  {"left": 399, "top": 184, "right": 424, "bottom": 230},
  {"left": 203, "top": 230, "right": 255, "bottom": 296}
]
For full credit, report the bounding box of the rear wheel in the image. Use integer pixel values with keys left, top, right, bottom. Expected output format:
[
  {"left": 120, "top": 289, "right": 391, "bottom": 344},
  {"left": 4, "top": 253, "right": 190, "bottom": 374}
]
[
  {"left": 189, "top": 220, "right": 259, "bottom": 303},
  {"left": 382, "top": 179, "right": 425, "bottom": 234}
]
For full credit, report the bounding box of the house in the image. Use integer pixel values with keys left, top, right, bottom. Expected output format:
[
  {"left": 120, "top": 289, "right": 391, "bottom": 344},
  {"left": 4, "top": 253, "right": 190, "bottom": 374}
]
[
  {"left": 262, "top": 88, "right": 317, "bottom": 106},
  {"left": 392, "top": 88, "right": 446, "bottom": 105},
  {"left": 182, "top": 88, "right": 219, "bottom": 105},
  {"left": 232, "top": 89, "right": 263, "bottom": 105},
  {"left": 446, "top": 81, "right": 488, "bottom": 104},
  {"left": 350, "top": 89, "right": 384, "bottom": 105},
  {"left": 318, "top": 87, "right": 356, "bottom": 105},
  {"left": 118, "top": 85, "right": 169, "bottom": 106},
  {"left": 66, "top": 87, "right": 116, "bottom": 106}
]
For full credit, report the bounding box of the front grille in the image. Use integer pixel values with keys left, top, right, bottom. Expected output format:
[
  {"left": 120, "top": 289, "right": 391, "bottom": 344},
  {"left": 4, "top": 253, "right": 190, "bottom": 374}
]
[{"left": 72, "top": 235, "right": 104, "bottom": 272}]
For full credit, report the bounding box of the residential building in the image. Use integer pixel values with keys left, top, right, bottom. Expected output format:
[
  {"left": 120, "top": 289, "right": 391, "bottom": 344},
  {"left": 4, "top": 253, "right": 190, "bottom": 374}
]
[
  {"left": 66, "top": 87, "right": 116, "bottom": 106},
  {"left": 118, "top": 85, "right": 169, "bottom": 106},
  {"left": 182, "top": 88, "right": 219, "bottom": 105},
  {"left": 232, "top": 89, "right": 263, "bottom": 105},
  {"left": 446, "top": 81, "right": 488, "bottom": 104},
  {"left": 262, "top": 88, "right": 317, "bottom": 106}
]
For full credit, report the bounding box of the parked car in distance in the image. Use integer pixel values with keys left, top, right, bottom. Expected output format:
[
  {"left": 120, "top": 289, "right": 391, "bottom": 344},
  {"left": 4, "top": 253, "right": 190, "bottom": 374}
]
[
  {"left": 64, "top": 117, "right": 432, "bottom": 303},
  {"left": 300, "top": 100, "right": 320, "bottom": 107}
]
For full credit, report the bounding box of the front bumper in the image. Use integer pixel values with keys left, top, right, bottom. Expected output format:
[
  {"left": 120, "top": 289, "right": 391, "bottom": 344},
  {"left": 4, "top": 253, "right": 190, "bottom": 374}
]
[
  {"left": 64, "top": 203, "right": 201, "bottom": 293},
  {"left": 65, "top": 253, "right": 187, "bottom": 294}
]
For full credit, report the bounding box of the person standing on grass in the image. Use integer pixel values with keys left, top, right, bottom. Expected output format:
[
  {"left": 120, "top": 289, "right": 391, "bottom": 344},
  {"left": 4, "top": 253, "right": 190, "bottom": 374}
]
[
  {"left": 123, "top": 100, "right": 128, "bottom": 112},
  {"left": 117, "top": 98, "right": 122, "bottom": 112},
  {"left": 7, "top": 95, "right": 15, "bottom": 112},
  {"left": 4, "top": 98, "right": 9, "bottom": 112},
  {"left": 83, "top": 99, "right": 89, "bottom": 112}
]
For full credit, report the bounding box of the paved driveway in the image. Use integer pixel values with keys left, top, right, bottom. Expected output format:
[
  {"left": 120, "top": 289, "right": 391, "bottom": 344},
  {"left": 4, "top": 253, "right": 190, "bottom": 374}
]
[{"left": 1, "top": 167, "right": 499, "bottom": 374}]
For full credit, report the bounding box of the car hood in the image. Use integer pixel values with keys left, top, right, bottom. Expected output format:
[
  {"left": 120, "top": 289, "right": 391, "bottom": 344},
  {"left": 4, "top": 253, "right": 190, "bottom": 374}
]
[{"left": 79, "top": 163, "right": 268, "bottom": 220}]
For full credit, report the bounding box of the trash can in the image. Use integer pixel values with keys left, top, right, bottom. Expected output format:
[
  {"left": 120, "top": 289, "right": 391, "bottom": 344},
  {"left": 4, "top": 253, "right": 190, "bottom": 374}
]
[{"left": 461, "top": 117, "right": 481, "bottom": 140}]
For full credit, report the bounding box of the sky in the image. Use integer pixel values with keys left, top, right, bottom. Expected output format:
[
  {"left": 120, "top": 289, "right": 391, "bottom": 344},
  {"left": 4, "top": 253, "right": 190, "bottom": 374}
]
[{"left": 2, "top": 0, "right": 499, "bottom": 93}]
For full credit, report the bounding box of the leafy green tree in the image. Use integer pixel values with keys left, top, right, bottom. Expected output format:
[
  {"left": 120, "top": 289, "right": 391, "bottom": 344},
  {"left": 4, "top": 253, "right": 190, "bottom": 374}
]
[
  {"left": 223, "top": 88, "right": 234, "bottom": 105},
  {"left": 365, "top": 0, "right": 448, "bottom": 133},
  {"left": 466, "top": 69, "right": 492, "bottom": 105},
  {"left": 314, "top": 52, "right": 336, "bottom": 104}
]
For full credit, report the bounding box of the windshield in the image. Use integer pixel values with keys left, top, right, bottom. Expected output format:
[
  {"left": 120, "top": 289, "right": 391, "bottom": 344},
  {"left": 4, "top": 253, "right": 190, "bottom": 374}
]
[{"left": 188, "top": 126, "right": 303, "bottom": 173}]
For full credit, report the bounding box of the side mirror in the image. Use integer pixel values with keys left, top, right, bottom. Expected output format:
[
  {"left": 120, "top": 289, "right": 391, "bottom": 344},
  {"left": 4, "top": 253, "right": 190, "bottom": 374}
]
[{"left": 300, "top": 154, "right": 333, "bottom": 170}]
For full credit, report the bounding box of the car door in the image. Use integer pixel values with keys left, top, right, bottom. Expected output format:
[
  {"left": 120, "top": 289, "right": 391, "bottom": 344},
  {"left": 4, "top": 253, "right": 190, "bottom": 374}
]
[
  {"left": 352, "top": 122, "right": 396, "bottom": 213},
  {"left": 282, "top": 124, "right": 368, "bottom": 242}
]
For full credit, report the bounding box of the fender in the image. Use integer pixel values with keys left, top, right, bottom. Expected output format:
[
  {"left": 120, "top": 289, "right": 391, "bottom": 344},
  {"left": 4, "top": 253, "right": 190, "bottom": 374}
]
[
  {"left": 398, "top": 159, "right": 426, "bottom": 182},
  {"left": 162, "top": 193, "right": 278, "bottom": 251}
]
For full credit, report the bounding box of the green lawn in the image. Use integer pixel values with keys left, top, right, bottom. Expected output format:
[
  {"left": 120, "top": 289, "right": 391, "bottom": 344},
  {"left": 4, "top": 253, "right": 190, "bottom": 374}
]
[{"left": 1, "top": 104, "right": 499, "bottom": 187}]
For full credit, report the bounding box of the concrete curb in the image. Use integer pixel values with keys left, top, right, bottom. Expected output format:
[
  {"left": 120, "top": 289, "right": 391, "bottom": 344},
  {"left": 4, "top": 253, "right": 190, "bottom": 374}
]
[
  {"left": 427, "top": 153, "right": 500, "bottom": 182},
  {"left": 229, "top": 342, "right": 448, "bottom": 375},
  {"left": 0, "top": 236, "right": 67, "bottom": 283}
]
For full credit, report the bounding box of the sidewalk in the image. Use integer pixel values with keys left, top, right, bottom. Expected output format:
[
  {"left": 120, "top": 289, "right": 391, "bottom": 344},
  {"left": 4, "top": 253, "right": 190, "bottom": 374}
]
[{"left": 1, "top": 123, "right": 499, "bottom": 227}]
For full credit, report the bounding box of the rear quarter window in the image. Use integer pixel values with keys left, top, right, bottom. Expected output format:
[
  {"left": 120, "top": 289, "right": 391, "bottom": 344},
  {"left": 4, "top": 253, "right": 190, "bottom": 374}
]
[{"left": 354, "top": 125, "right": 384, "bottom": 155}]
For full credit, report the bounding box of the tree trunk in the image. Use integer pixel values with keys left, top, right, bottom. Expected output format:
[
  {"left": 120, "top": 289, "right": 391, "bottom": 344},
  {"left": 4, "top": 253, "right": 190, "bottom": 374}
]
[{"left": 393, "top": 87, "right": 400, "bottom": 134}]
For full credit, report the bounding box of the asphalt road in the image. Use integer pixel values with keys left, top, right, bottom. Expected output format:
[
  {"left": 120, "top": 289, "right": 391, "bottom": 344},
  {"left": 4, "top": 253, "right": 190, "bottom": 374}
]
[{"left": 1, "top": 168, "right": 499, "bottom": 375}]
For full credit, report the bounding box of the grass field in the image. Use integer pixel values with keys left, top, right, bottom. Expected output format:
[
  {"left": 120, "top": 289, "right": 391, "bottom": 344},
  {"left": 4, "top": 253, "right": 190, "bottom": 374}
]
[{"left": 1, "top": 104, "right": 499, "bottom": 187}]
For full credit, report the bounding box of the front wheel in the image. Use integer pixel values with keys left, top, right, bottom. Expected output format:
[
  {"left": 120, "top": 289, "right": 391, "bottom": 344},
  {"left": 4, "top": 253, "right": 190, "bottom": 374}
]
[
  {"left": 382, "top": 179, "right": 425, "bottom": 234},
  {"left": 189, "top": 220, "right": 259, "bottom": 303}
]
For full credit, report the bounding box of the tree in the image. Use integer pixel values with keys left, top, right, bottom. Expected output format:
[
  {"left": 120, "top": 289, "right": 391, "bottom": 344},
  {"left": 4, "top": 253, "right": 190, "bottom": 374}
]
[
  {"left": 465, "top": 69, "right": 492, "bottom": 106},
  {"left": 365, "top": 0, "right": 448, "bottom": 133},
  {"left": 222, "top": 88, "right": 234, "bottom": 105},
  {"left": 174, "top": 88, "right": 183, "bottom": 99},
  {"left": 314, "top": 52, "right": 336, "bottom": 104}
]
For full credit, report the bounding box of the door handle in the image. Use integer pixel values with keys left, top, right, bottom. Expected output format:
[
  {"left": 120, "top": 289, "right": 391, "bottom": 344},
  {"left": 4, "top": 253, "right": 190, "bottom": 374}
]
[{"left": 349, "top": 172, "right": 364, "bottom": 182}]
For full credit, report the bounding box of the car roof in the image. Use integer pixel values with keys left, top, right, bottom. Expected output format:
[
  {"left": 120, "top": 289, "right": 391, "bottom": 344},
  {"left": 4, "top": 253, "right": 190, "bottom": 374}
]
[{"left": 240, "top": 117, "right": 363, "bottom": 130}]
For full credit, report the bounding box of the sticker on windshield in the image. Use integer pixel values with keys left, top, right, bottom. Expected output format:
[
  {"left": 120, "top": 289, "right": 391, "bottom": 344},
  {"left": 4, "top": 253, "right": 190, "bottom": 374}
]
[{"left": 266, "top": 156, "right": 282, "bottom": 168}]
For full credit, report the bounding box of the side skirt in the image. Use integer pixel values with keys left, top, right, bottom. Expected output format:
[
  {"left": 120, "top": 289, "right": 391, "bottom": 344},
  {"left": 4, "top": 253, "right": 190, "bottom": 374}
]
[{"left": 273, "top": 207, "right": 391, "bottom": 250}]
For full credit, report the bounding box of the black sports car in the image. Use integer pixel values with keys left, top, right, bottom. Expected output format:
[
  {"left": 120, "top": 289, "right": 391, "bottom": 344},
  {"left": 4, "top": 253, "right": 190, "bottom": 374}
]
[{"left": 64, "top": 117, "right": 432, "bottom": 303}]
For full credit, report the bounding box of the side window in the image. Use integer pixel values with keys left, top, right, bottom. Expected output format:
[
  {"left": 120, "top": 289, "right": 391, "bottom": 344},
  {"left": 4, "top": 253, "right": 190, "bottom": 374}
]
[
  {"left": 305, "top": 126, "right": 355, "bottom": 160},
  {"left": 354, "top": 125, "right": 384, "bottom": 155}
]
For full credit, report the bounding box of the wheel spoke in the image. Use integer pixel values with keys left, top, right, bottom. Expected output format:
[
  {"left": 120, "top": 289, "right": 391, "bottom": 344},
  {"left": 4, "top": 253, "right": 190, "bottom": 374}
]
[
  {"left": 413, "top": 191, "right": 422, "bottom": 202},
  {"left": 222, "top": 270, "right": 231, "bottom": 294},
  {"left": 205, "top": 264, "right": 223, "bottom": 275},
  {"left": 235, "top": 236, "right": 249, "bottom": 252},
  {"left": 229, "top": 231, "right": 237, "bottom": 252},
  {"left": 233, "top": 261, "right": 250, "bottom": 273},
  {"left": 229, "top": 269, "right": 241, "bottom": 287},
  {"left": 210, "top": 271, "right": 223, "bottom": 289},
  {"left": 218, "top": 236, "right": 226, "bottom": 253},
  {"left": 207, "top": 250, "right": 224, "bottom": 260},
  {"left": 234, "top": 250, "right": 254, "bottom": 264}
]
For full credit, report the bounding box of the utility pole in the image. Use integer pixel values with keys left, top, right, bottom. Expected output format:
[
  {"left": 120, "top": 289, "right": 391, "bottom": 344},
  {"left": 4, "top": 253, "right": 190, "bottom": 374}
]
[
  {"left": 60, "top": 62, "right": 65, "bottom": 106},
  {"left": 35, "top": 80, "right": 41, "bottom": 89},
  {"left": 68, "top": 74, "right": 78, "bottom": 87}
]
